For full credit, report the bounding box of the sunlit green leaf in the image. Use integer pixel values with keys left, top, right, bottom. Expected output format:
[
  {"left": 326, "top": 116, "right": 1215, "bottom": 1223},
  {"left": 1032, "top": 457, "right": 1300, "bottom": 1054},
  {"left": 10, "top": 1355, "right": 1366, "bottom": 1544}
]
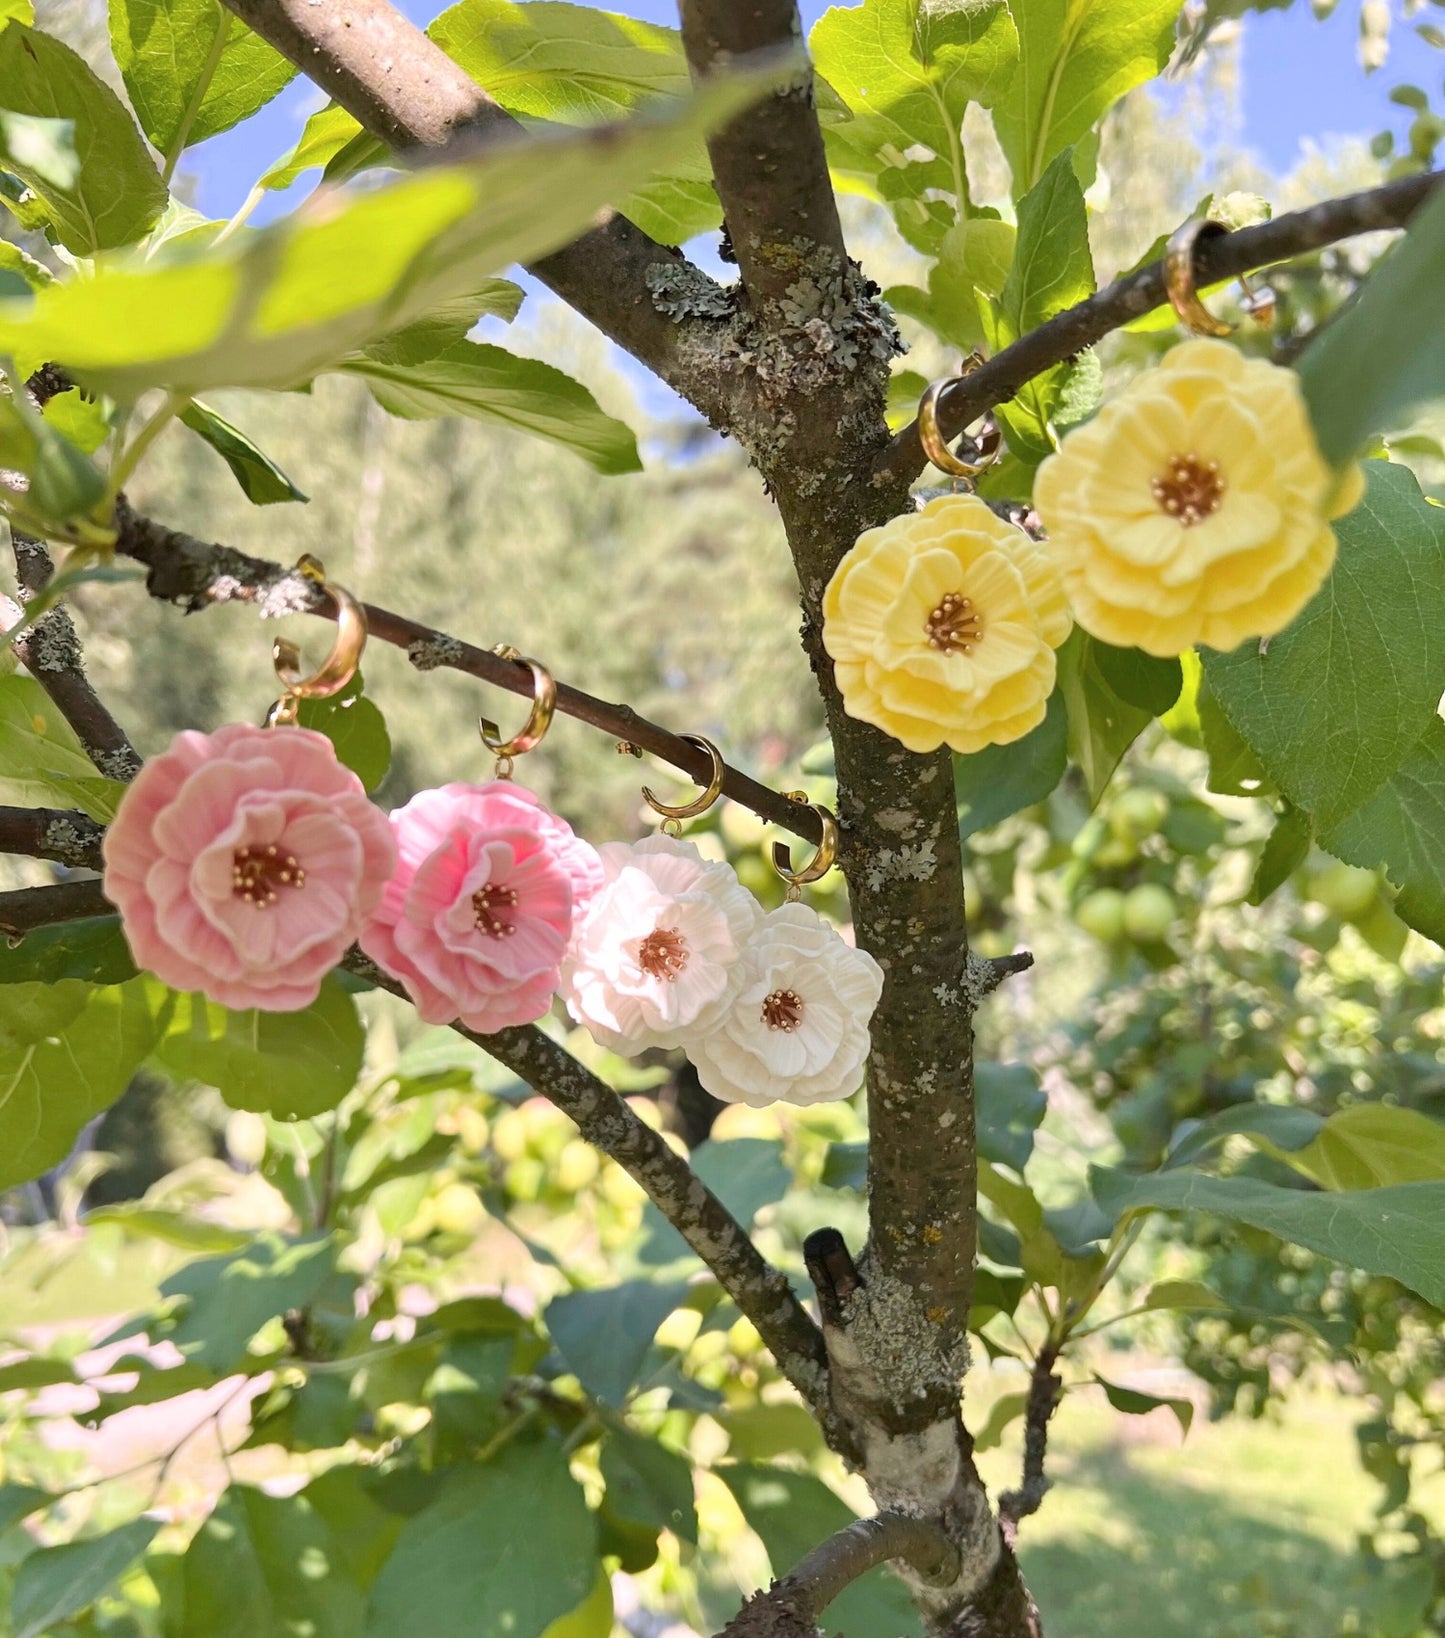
[
  {"left": 1094, "top": 1373, "right": 1193, "bottom": 1437},
  {"left": 258, "top": 101, "right": 366, "bottom": 193},
  {"left": 599, "top": 1412, "right": 697, "bottom": 1545},
  {"left": 179, "top": 399, "right": 307, "bottom": 504},
  {"left": 0, "top": 915, "right": 137, "bottom": 986},
  {"left": 295, "top": 672, "right": 390, "bottom": 791},
  {"left": 160, "top": 1232, "right": 338, "bottom": 1369},
  {"left": 11, "top": 1517, "right": 160, "bottom": 1638},
  {"left": 1249, "top": 802, "right": 1311, "bottom": 905},
  {"left": 1284, "top": 1104, "right": 1445, "bottom": 1191},
  {"left": 955, "top": 684, "right": 1068, "bottom": 839}
]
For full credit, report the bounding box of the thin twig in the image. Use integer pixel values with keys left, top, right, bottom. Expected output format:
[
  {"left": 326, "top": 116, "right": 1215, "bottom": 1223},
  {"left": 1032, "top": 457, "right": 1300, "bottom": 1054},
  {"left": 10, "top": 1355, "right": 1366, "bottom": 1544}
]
[
  {"left": 876, "top": 169, "right": 1443, "bottom": 486},
  {"left": 997, "top": 1342, "right": 1063, "bottom": 1542},
  {"left": 113, "top": 501, "right": 827, "bottom": 844}
]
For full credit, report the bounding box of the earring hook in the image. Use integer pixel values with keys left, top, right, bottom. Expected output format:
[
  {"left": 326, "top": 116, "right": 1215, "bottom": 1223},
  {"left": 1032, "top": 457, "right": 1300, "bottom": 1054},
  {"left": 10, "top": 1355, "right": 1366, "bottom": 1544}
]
[
  {"left": 772, "top": 795, "right": 839, "bottom": 901},
  {"left": 1164, "top": 218, "right": 1275, "bottom": 338},
  {"left": 480, "top": 644, "right": 556, "bottom": 778},
  {"left": 642, "top": 733, "right": 725, "bottom": 838},
  {"left": 266, "top": 554, "right": 367, "bottom": 727},
  {"left": 917, "top": 354, "right": 1003, "bottom": 487}
]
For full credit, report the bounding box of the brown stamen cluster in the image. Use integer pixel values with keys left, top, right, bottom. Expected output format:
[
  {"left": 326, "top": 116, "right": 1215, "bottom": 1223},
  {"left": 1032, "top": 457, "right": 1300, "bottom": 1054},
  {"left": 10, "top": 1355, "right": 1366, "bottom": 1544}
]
[
  {"left": 1151, "top": 452, "right": 1225, "bottom": 526},
  {"left": 925, "top": 591, "right": 983, "bottom": 654},
  {"left": 472, "top": 883, "right": 519, "bottom": 937},
  {"left": 761, "top": 988, "right": 804, "bottom": 1032},
  {"left": 232, "top": 844, "right": 305, "bottom": 908},
  {"left": 638, "top": 925, "right": 689, "bottom": 982}
]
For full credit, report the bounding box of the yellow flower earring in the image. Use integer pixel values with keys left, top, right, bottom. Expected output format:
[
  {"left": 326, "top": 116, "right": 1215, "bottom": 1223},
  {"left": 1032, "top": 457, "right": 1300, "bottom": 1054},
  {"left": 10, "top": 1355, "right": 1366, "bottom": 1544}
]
[{"left": 1034, "top": 219, "right": 1364, "bottom": 659}]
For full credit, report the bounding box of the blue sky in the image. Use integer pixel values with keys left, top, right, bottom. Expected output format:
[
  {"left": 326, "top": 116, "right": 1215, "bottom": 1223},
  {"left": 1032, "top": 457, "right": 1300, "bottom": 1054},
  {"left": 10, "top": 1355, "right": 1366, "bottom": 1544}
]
[{"left": 184, "top": 2, "right": 1444, "bottom": 222}]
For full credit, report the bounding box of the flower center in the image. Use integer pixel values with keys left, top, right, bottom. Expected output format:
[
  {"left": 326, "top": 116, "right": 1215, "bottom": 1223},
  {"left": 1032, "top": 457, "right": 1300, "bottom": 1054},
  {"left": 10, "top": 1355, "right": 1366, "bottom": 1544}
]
[
  {"left": 761, "top": 988, "right": 804, "bottom": 1032},
  {"left": 925, "top": 591, "right": 983, "bottom": 654},
  {"left": 638, "top": 925, "right": 689, "bottom": 982},
  {"left": 231, "top": 844, "right": 305, "bottom": 909},
  {"left": 1151, "top": 452, "right": 1225, "bottom": 527},
  {"left": 472, "top": 883, "right": 519, "bottom": 938}
]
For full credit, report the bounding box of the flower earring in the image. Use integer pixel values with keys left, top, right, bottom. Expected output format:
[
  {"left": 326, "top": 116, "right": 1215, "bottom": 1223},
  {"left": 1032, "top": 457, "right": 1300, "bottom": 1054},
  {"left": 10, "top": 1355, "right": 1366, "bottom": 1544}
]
[
  {"left": 102, "top": 556, "right": 397, "bottom": 1012},
  {"left": 360, "top": 648, "right": 603, "bottom": 1033}
]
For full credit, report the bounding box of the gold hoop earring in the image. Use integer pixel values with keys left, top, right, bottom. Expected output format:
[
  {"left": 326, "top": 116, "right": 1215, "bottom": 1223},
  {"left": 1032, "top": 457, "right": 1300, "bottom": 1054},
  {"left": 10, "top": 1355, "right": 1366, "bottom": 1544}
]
[
  {"left": 772, "top": 796, "right": 839, "bottom": 901},
  {"left": 642, "top": 733, "right": 725, "bottom": 838},
  {"left": 267, "top": 555, "right": 367, "bottom": 726},
  {"left": 918, "top": 355, "right": 1003, "bottom": 487},
  {"left": 1164, "top": 218, "right": 1275, "bottom": 337},
  {"left": 479, "top": 645, "right": 556, "bottom": 778}
]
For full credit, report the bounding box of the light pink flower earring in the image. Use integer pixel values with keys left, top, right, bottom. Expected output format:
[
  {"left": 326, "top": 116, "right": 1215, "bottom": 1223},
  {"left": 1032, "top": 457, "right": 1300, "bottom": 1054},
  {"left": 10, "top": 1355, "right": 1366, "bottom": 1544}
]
[
  {"left": 103, "top": 558, "right": 397, "bottom": 1012},
  {"left": 360, "top": 649, "right": 603, "bottom": 1033}
]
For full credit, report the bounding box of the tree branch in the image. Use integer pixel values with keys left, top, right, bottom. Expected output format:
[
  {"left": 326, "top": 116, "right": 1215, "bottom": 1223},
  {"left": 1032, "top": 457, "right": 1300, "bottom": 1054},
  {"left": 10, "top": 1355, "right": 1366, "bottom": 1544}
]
[
  {"left": 0, "top": 877, "right": 109, "bottom": 937},
  {"left": 997, "top": 1343, "right": 1063, "bottom": 1542},
  {"left": 0, "top": 806, "right": 106, "bottom": 872},
  {"left": 720, "top": 1509, "right": 961, "bottom": 1638},
  {"left": 219, "top": 0, "right": 737, "bottom": 421},
  {"left": 678, "top": 1, "right": 846, "bottom": 312},
  {"left": 876, "top": 169, "right": 1443, "bottom": 487},
  {"left": 8, "top": 537, "right": 142, "bottom": 783},
  {"left": 113, "top": 501, "right": 826, "bottom": 845}
]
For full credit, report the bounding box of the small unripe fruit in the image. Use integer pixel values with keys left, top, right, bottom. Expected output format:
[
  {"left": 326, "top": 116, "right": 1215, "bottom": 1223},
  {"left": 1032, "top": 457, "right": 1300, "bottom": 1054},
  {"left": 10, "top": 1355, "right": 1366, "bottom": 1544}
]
[
  {"left": 490, "top": 1107, "right": 530, "bottom": 1163},
  {"left": 554, "top": 1139, "right": 599, "bottom": 1194},
  {"left": 1123, "top": 883, "right": 1176, "bottom": 943},
  {"left": 503, "top": 1157, "right": 546, "bottom": 1201},
  {"left": 1094, "top": 835, "right": 1138, "bottom": 869},
  {"left": 1110, "top": 788, "right": 1170, "bottom": 842},
  {"left": 431, "top": 1181, "right": 486, "bottom": 1237},
  {"left": 1308, "top": 860, "right": 1379, "bottom": 922},
  {"left": 1075, "top": 887, "right": 1127, "bottom": 943}
]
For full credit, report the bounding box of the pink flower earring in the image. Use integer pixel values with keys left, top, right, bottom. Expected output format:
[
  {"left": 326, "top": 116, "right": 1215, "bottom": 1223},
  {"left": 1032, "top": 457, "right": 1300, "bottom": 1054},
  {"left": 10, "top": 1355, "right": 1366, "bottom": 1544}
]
[
  {"left": 102, "top": 557, "right": 397, "bottom": 1012},
  {"left": 360, "top": 648, "right": 602, "bottom": 1033}
]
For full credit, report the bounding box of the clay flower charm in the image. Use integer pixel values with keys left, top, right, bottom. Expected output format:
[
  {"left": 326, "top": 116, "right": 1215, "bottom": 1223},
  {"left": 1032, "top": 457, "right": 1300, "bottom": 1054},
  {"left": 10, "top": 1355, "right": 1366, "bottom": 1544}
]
[
  {"left": 102, "top": 723, "right": 396, "bottom": 1012},
  {"left": 822, "top": 492, "right": 1072, "bottom": 754},
  {"left": 559, "top": 834, "right": 762, "bottom": 1054},
  {"left": 1034, "top": 337, "right": 1364, "bottom": 657},
  {"left": 361, "top": 782, "right": 602, "bottom": 1033},
  {"left": 687, "top": 903, "right": 883, "bottom": 1108}
]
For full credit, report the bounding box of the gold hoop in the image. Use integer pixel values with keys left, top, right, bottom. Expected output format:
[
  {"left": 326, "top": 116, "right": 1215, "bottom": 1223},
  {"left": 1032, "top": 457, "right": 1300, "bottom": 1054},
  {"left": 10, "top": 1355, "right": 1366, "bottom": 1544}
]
[
  {"left": 918, "top": 356, "right": 1003, "bottom": 484},
  {"left": 1164, "top": 218, "right": 1275, "bottom": 337},
  {"left": 479, "top": 645, "right": 556, "bottom": 777},
  {"left": 772, "top": 795, "right": 838, "bottom": 899},
  {"left": 266, "top": 555, "right": 367, "bottom": 727},
  {"left": 642, "top": 733, "right": 725, "bottom": 838}
]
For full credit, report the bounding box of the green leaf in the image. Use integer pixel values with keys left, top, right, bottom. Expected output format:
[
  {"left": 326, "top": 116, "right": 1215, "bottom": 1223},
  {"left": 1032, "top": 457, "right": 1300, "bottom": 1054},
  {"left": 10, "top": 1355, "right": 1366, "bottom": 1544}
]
[
  {"left": 955, "top": 686, "right": 1067, "bottom": 839},
  {"left": 0, "top": 1483, "right": 52, "bottom": 1534},
  {"left": 83, "top": 1203, "right": 250, "bottom": 1253},
  {"left": 1163, "top": 1103, "right": 1324, "bottom": 1172},
  {"left": 0, "top": 915, "right": 138, "bottom": 986},
  {"left": 1090, "top": 1166, "right": 1445, "bottom": 1308},
  {"left": 11, "top": 1517, "right": 160, "bottom": 1638},
  {"left": 1249, "top": 802, "right": 1311, "bottom": 905},
  {"left": 0, "top": 239, "right": 51, "bottom": 297},
  {"left": 43, "top": 386, "right": 112, "bottom": 454},
  {"left": 971, "top": 1390, "right": 1028, "bottom": 1450},
  {"left": 0, "top": 59, "right": 791, "bottom": 399},
  {"left": 1094, "top": 1373, "right": 1193, "bottom": 1438},
  {"left": 1139, "top": 1278, "right": 1230, "bottom": 1313},
  {"left": 599, "top": 1413, "right": 698, "bottom": 1545},
  {"left": 1298, "top": 182, "right": 1445, "bottom": 465},
  {"left": 1056, "top": 630, "right": 1152, "bottom": 805},
  {"left": 1198, "top": 677, "right": 1270, "bottom": 797},
  {"left": 991, "top": 0, "right": 1182, "bottom": 194},
  {"left": 178, "top": 400, "right": 308, "bottom": 504},
  {"left": 0, "top": 372, "right": 108, "bottom": 529},
  {"left": 427, "top": 0, "right": 719, "bottom": 244},
  {"left": 979, "top": 1159, "right": 1106, "bottom": 1300},
  {"left": 923, "top": 216, "right": 1016, "bottom": 349},
  {"left": 545, "top": 1280, "right": 690, "bottom": 1406},
  {"left": 342, "top": 340, "right": 641, "bottom": 475},
  {"left": 361, "top": 278, "right": 526, "bottom": 368},
  {"left": 1203, "top": 463, "right": 1445, "bottom": 829},
  {"left": 1090, "top": 642, "right": 1182, "bottom": 716},
  {"left": 1284, "top": 1104, "right": 1445, "bottom": 1191},
  {"left": 300, "top": 1467, "right": 407, "bottom": 1592},
  {"left": 295, "top": 671, "right": 390, "bottom": 791},
  {"left": 173, "top": 1485, "right": 364, "bottom": 1637},
  {"left": 719, "top": 1464, "right": 924, "bottom": 1638},
  {"left": 108, "top": 0, "right": 298, "bottom": 162},
  {"left": 976, "top": 1061, "right": 1047, "bottom": 1171},
  {"left": 1318, "top": 715, "right": 1445, "bottom": 945},
  {"left": 0, "top": 110, "right": 77, "bottom": 190},
  {"left": 0, "top": 978, "right": 169, "bottom": 1189},
  {"left": 160, "top": 1232, "right": 337, "bottom": 1370},
  {"left": 0, "top": 0, "right": 34, "bottom": 22},
  {"left": 150, "top": 974, "right": 365, "bottom": 1119},
  {"left": 0, "top": 671, "right": 128, "bottom": 825},
  {"left": 0, "top": 23, "right": 167, "bottom": 254},
  {"left": 364, "top": 1439, "right": 596, "bottom": 1638},
  {"left": 258, "top": 101, "right": 365, "bottom": 192}
]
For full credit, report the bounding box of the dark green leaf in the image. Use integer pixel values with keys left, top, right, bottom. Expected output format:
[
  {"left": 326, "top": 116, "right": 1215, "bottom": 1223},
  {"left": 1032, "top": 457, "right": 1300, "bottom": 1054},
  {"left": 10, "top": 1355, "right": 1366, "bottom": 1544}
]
[
  {"left": 343, "top": 340, "right": 640, "bottom": 475},
  {"left": 971, "top": 1390, "right": 1028, "bottom": 1450},
  {"left": 0, "top": 1357, "right": 78, "bottom": 1390},
  {"left": 1090, "top": 1166, "right": 1445, "bottom": 1308},
  {"left": 1057, "top": 630, "right": 1153, "bottom": 805},
  {"left": 820, "top": 1139, "right": 867, "bottom": 1192},
  {"left": 545, "top": 1280, "right": 690, "bottom": 1406},
  {"left": 1091, "top": 642, "right": 1183, "bottom": 716},
  {"left": 955, "top": 687, "right": 1067, "bottom": 840},
  {"left": 174, "top": 1486, "right": 364, "bottom": 1637},
  {"left": 0, "top": 376, "right": 108, "bottom": 529},
  {"left": 0, "top": 1483, "right": 52, "bottom": 1534},
  {"left": 107, "top": 0, "right": 297, "bottom": 160},
  {"left": 160, "top": 1232, "right": 338, "bottom": 1371},
  {"left": 0, "top": 915, "right": 138, "bottom": 986},
  {"left": 151, "top": 974, "right": 365, "bottom": 1119},
  {"left": 599, "top": 1412, "right": 697, "bottom": 1545},
  {"left": 1094, "top": 1373, "right": 1193, "bottom": 1437},
  {"left": 11, "top": 1518, "right": 160, "bottom": 1638},
  {"left": 1198, "top": 678, "right": 1271, "bottom": 797},
  {"left": 178, "top": 401, "right": 307, "bottom": 504},
  {"left": 1203, "top": 463, "right": 1445, "bottom": 827},
  {"left": 1249, "top": 802, "right": 1311, "bottom": 905},
  {"left": 295, "top": 672, "right": 390, "bottom": 792},
  {"left": 0, "top": 23, "right": 167, "bottom": 254},
  {"left": 301, "top": 1466, "right": 407, "bottom": 1592},
  {"left": 364, "top": 1440, "right": 596, "bottom": 1638},
  {"left": 719, "top": 1465, "right": 924, "bottom": 1638},
  {"left": 1298, "top": 182, "right": 1445, "bottom": 464},
  {"left": 976, "top": 1062, "right": 1047, "bottom": 1171},
  {"left": 1164, "top": 1104, "right": 1325, "bottom": 1172}
]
